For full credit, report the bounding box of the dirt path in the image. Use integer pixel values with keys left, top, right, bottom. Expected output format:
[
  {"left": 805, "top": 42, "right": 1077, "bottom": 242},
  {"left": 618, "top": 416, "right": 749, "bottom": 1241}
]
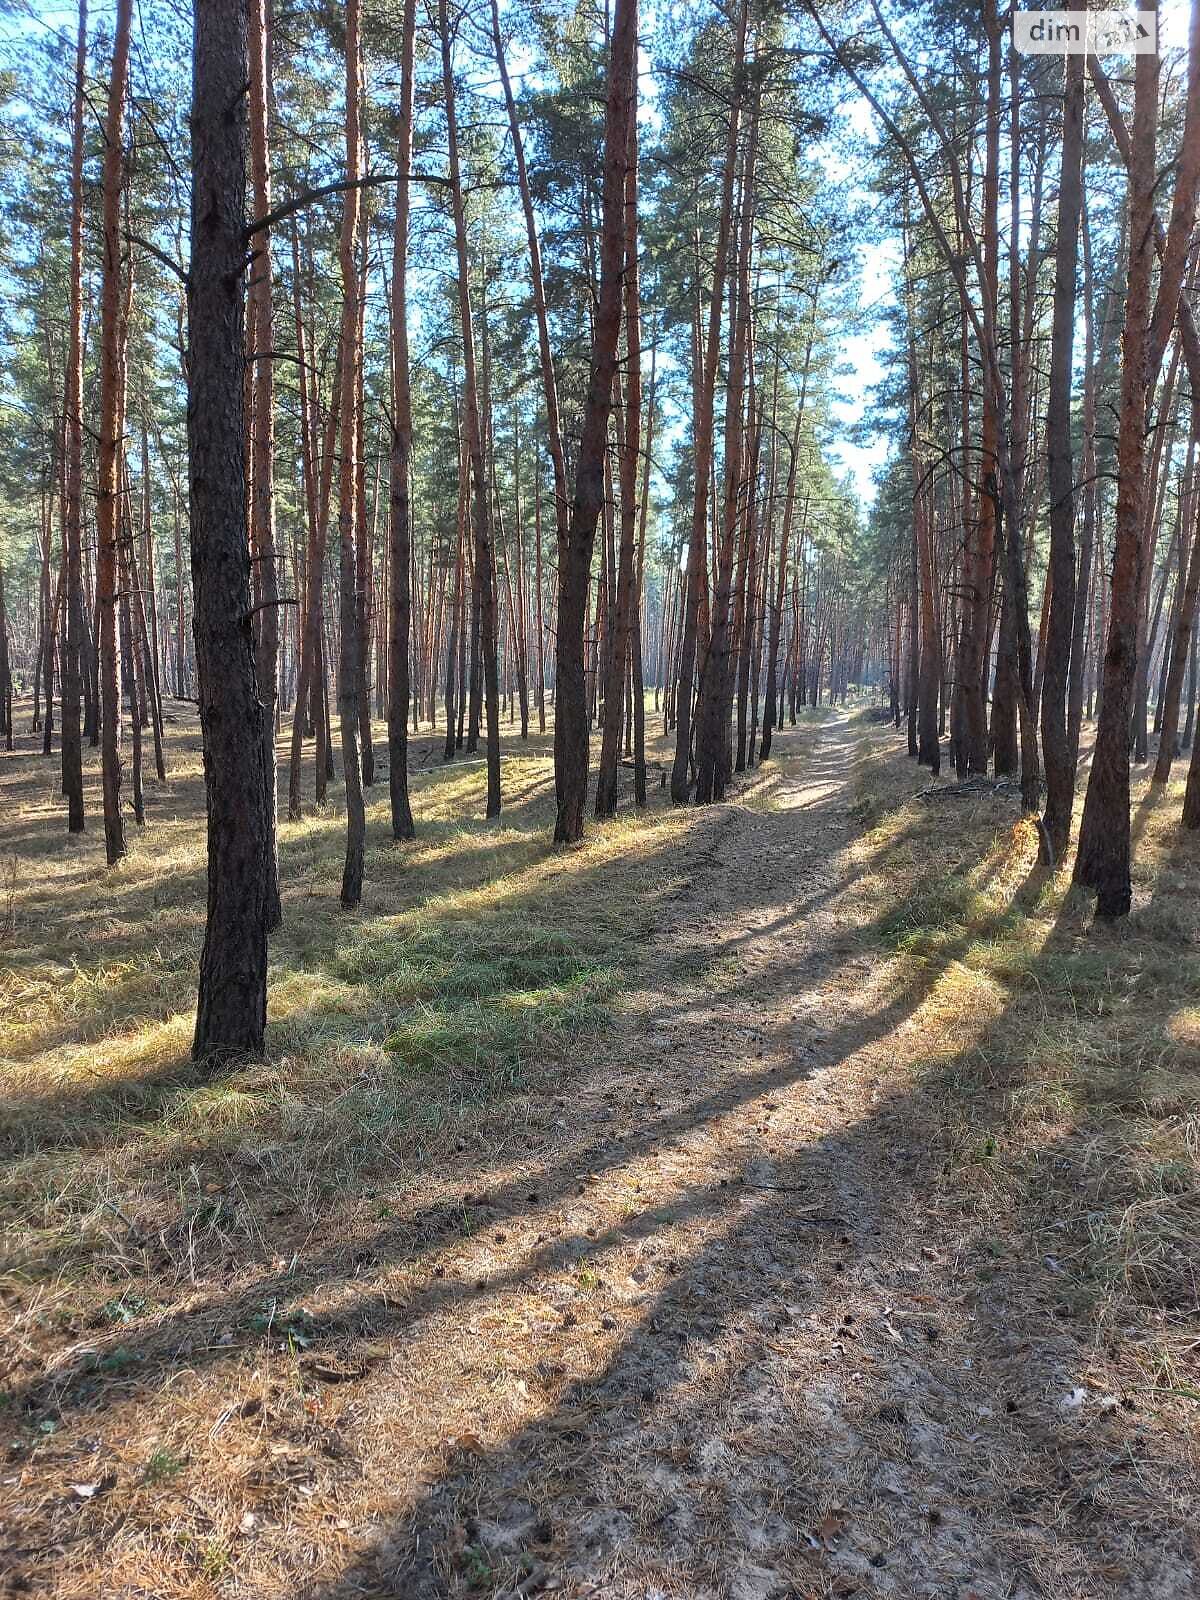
[{"left": 291, "top": 714, "right": 1193, "bottom": 1600}]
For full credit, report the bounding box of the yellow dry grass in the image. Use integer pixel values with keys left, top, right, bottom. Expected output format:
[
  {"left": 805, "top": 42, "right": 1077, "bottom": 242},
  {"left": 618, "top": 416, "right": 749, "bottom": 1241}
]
[
  {"left": 3, "top": 699, "right": 1199, "bottom": 1598},
  {"left": 846, "top": 721, "right": 1200, "bottom": 1356},
  {"left": 1, "top": 705, "right": 715, "bottom": 1305}
]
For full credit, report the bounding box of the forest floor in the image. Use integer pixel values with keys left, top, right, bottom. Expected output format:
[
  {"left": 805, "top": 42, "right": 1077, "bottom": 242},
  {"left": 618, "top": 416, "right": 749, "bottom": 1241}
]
[{"left": 2, "top": 701, "right": 1199, "bottom": 1599}]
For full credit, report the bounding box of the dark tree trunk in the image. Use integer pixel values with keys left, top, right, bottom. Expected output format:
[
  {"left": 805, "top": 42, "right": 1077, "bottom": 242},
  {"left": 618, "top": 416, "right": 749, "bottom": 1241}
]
[
  {"left": 760, "top": 421, "right": 802, "bottom": 765},
  {"left": 1074, "top": 31, "right": 1158, "bottom": 914},
  {"left": 248, "top": 0, "right": 281, "bottom": 927},
  {"left": 0, "top": 558, "right": 11, "bottom": 751},
  {"left": 137, "top": 428, "right": 167, "bottom": 783},
  {"left": 696, "top": 106, "right": 757, "bottom": 805},
  {"left": 118, "top": 525, "right": 144, "bottom": 826},
  {"left": 189, "top": 0, "right": 270, "bottom": 1061},
  {"left": 388, "top": 0, "right": 418, "bottom": 840},
  {"left": 671, "top": 0, "right": 746, "bottom": 804},
  {"left": 61, "top": 0, "right": 88, "bottom": 833},
  {"left": 336, "top": 0, "right": 366, "bottom": 907},
  {"left": 595, "top": 96, "right": 641, "bottom": 820},
  {"left": 439, "top": 0, "right": 500, "bottom": 816},
  {"left": 1040, "top": 31, "right": 1084, "bottom": 862},
  {"left": 96, "top": 0, "right": 133, "bottom": 867},
  {"left": 1156, "top": 421, "right": 1200, "bottom": 784},
  {"left": 953, "top": 0, "right": 1001, "bottom": 778},
  {"left": 631, "top": 346, "right": 656, "bottom": 806},
  {"left": 553, "top": 0, "right": 638, "bottom": 842}
]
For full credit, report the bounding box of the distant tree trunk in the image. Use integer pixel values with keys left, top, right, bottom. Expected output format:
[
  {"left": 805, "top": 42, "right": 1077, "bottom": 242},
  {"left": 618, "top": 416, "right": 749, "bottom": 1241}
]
[
  {"left": 1001, "top": 63, "right": 1044, "bottom": 819},
  {"left": 172, "top": 480, "right": 189, "bottom": 700},
  {"left": 319, "top": 620, "right": 335, "bottom": 791},
  {"left": 1068, "top": 193, "right": 1104, "bottom": 769},
  {"left": 38, "top": 490, "right": 55, "bottom": 755},
  {"left": 336, "top": 0, "right": 366, "bottom": 907},
  {"left": 632, "top": 345, "right": 656, "bottom": 805},
  {"left": 905, "top": 293, "right": 940, "bottom": 771},
  {"left": 354, "top": 239, "right": 374, "bottom": 789},
  {"left": 88, "top": 580, "right": 101, "bottom": 746},
  {"left": 736, "top": 359, "right": 766, "bottom": 772},
  {"left": 248, "top": 0, "right": 281, "bottom": 927},
  {"left": 444, "top": 456, "right": 466, "bottom": 762},
  {"left": 553, "top": 0, "right": 638, "bottom": 841},
  {"left": 96, "top": 0, "right": 133, "bottom": 867},
  {"left": 1040, "top": 28, "right": 1084, "bottom": 862},
  {"left": 491, "top": 0, "right": 569, "bottom": 592},
  {"left": 761, "top": 416, "right": 803, "bottom": 764},
  {"left": 288, "top": 238, "right": 337, "bottom": 820},
  {"left": 1155, "top": 408, "right": 1200, "bottom": 784},
  {"left": 137, "top": 427, "right": 166, "bottom": 781},
  {"left": 388, "top": 0, "right": 417, "bottom": 840},
  {"left": 696, "top": 103, "right": 757, "bottom": 805},
  {"left": 1074, "top": 25, "right": 1158, "bottom": 914},
  {"left": 440, "top": 0, "right": 501, "bottom": 818},
  {"left": 61, "top": 0, "right": 87, "bottom": 833},
  {"left": 954, "top": 0, "right": 1000, "bottom": 778},
  {"left": 534, "top": 471, "right": 546, "bottom": 733},
  {"left": 671, "top": 0, "right": 746, "bottom": 804},
  {"left": 595, "top": 93, "right": 641, "bottom": 820},
  {"left": 117, "top": 519, "right": 144, "bottom": 826},
  {"left": 905, "top": 531, "right": 919, "bottom": 758},
  {"left": 189, "top": 0, "right": 270, "bottom": 1060},
  {"left": 511, "top": 421, "right": 530, "bottom": 739}
]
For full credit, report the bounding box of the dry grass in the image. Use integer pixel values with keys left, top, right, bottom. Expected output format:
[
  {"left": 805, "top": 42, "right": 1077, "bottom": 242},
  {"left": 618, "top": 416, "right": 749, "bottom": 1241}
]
[
  {"left": 1, "top": 704, "right": 712, "bottom": 1322},
  {"left": 1, "top": 699, "right": 738, "bottom": 1596},
  {"left": 3, "top": 699, "right": 1198, "bottom": 1598},
  {"left": 847, "top": 721, "right": 1200, "bottom": 1369}
]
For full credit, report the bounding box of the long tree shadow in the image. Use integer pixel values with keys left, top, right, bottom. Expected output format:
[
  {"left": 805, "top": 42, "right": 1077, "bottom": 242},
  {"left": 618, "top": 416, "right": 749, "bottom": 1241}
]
[
  {"left": 9, "top": 721, "right": 1195, "bottom": 1598},
  {"left": 282, "top": 769, "right": 1198, "bottom": 1600},
  {"left": 3, "top": 724, "right": 944, "bottom": 1420},
  {"left": 3, "top": 882, "right": 960, "bottom": 1427}
]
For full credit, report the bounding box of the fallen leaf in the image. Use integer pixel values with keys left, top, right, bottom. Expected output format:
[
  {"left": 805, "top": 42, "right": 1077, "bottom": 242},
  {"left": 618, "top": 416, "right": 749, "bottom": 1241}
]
[{"left": 816, "top": 1507, "right": 847, "bottom": 1549}]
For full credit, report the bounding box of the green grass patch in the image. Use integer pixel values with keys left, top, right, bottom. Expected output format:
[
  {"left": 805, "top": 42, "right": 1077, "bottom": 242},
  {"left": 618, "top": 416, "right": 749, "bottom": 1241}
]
[
  {"left": 335, "top": 917, "right": 620, "bottom": 1086},
  {"left": 876, "top": 872, "right": 1025, "bottom": 954}
]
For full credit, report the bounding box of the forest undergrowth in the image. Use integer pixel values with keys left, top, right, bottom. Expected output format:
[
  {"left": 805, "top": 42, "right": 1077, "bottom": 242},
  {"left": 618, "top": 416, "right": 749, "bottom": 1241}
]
[
  {"left": 849, "top": 726, "right": 1200, "bottom": 1391},
  {"left": 1, "top": 704, "right": 1198, "bottom": 1599}
]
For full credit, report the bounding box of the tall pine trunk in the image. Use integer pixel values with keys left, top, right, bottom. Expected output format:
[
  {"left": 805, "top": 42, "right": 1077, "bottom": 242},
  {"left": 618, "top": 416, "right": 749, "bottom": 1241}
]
[
  {"left": 440, "top": 0, "right": 501, "bottom": 819},
  {"left": 553, "top": 0, "right": 638, "bottom": 841},
  {"left": 190, "top": 0, "right": 270, "bottom": 1060},
  {"left": 670, "top": 0, "right": 746, "bottom": 804},
  {"left": 96, "top": 0, "right": 133, "bottom": 866},
  {"left": 248, "top": 0, "right": 281, "bottom": 927},
  {"left": 337, "top": 0, "right": 367, "bottom": 907},
  {"left": 1040, "top": 29, "right": 1084, "bottom": 861},
  {"left": 388, "top": 0, "right": 417, "bottom": 840},
  {"left": 61, "top": 0, "right": 87, "bottom": 834},
  {"left": 1074, "top": 18, "right": 1158, "bottom": 914},
  {"left": 595, "top": 95, "right": 641, "bottom": 820}
]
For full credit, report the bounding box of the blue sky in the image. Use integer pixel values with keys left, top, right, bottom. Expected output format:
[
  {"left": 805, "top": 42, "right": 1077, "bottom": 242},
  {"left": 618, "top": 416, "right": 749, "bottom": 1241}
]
[{"left": 4, "top": 0, "right": 1195, "bottom": 516}]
